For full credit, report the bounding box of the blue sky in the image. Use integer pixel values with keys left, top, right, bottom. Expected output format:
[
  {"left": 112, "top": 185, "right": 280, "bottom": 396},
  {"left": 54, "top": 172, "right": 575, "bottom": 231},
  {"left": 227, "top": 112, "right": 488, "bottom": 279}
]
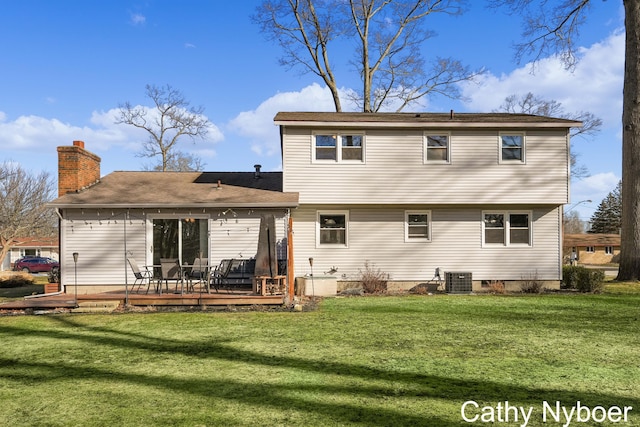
[{"left": 0, "top": 0, "right": 624, "bottom": 222}]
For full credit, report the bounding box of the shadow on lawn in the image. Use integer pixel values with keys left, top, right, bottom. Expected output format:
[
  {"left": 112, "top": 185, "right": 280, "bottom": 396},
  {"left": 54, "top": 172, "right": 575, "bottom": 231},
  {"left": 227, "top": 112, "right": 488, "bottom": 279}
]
[{"left": 0, "top": 316, "right": 638, "bottom": 426}]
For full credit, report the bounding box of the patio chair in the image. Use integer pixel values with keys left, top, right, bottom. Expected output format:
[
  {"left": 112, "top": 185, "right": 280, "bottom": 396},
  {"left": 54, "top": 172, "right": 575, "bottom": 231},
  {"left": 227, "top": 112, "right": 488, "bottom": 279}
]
[
  {"left": 210, "top": 259, "right": 232, "bottom": 293},
  {"left": 160, "top": 258, "right": 183, "bottom": 294},
  {"left": 186, "top": 258, "right": 209, "bottom": 292},
  {"left": 127, "top": 257, "right": 154, "bottom": 294}
]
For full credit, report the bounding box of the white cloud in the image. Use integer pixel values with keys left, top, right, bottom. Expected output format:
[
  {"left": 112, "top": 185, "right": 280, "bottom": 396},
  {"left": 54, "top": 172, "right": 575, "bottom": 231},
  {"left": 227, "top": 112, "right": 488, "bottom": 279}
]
[
  {"left": 130, "top": 13, "right": 146, "bottom": 25},
  {"left": 460, "top": 30, "right": 624, "bottom": 129},
  {"left": 570, "top": 172, "right": 620, "bottom": 219},
  {"left": 0, "top": 108, "right": 225, "bottom": 174},
  {"left": 227, "top": 83, "right": 356, "bottom": 157}
]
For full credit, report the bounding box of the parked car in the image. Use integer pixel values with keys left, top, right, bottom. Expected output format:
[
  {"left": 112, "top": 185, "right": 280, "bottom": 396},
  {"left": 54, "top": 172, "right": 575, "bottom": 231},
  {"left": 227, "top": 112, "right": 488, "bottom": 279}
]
[{"left": 14, "top": 257, "right": 59, "bottom": 273}]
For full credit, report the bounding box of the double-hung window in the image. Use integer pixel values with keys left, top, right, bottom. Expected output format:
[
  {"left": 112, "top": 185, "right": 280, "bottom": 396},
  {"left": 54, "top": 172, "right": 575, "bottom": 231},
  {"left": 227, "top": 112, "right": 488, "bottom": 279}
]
[
  {"left": 483, "top": 211, "right": 531, "bottom": 246},
  {"left": 499, "top": 132, "right": 525, "bottom": 163},
  {"left": 317, "top": 211, "right": 348, "bottom": 247},
  {"left": 424, "top": 132, "right": 450, "bottom": 163},
  {"left": 405, "top": 211, "right": 431, "bottom": 242},
  {"left": 313, "top": 132, "right": 364, "bottom": 162}
]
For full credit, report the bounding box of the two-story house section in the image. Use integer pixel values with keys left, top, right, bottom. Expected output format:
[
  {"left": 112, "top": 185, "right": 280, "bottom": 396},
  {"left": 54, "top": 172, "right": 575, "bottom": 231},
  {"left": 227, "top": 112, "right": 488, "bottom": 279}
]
[{"left": 275, "top": 112, "right": 581, "bottom": 292}]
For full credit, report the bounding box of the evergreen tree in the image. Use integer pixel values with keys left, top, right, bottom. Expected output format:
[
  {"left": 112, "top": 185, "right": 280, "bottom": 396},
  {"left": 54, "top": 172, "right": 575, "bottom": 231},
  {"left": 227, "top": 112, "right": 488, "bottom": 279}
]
[{"left": 589, "top": 181, "right": 622, "bottom": 234}]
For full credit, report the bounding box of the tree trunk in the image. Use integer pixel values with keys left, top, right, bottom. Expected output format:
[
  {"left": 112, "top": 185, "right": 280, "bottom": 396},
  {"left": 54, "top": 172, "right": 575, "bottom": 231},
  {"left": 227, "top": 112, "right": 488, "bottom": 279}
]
[{"left": 617, "top": 0, "right": 640, "bottom": 280}]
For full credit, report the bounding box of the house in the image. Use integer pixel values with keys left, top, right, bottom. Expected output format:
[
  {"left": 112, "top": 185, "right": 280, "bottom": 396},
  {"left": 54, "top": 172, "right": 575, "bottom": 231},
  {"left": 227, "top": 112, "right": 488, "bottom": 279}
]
[
  {"left": 48, "top": 141, "right": 299, "bottom": 295},
  {"left": 49, "top": 111, "right": 579, "bottom": 295},
  {"left": 0, "top": 237, "right": 59, "bottom": 271},
  {"left": 275, "top": 112, "right": 580, "bottom": 292},
  {"left": 563, "top": 233, "right": 620, "bottom": 265}
]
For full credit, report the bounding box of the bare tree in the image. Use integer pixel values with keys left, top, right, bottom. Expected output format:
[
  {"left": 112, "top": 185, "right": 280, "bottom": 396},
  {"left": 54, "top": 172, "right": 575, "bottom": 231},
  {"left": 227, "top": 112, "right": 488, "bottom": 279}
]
[
  {"left": 0, "top": 163, "right": 57, "bottom": 268},
  {"left": 491, "top": 0, "right": 640, "bottom": 280},
  {"left": 116, "top": 84, "right": 210, "bottom": 172},
  {"left": 495, "top": 92, "right": 602, "bottom": 178},
  {"left": 564, "top": 210, "right": 586, "bottom": 234},
  {"left": 144, "top": 151, "right": 207, "bottom": 172},
  {"left": 254, "top": 0, "right": 482, "bottom": 112}
]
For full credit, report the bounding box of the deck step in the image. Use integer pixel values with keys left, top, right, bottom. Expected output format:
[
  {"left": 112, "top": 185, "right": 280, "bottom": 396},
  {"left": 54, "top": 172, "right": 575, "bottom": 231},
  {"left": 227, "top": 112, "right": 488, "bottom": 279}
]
[{"left": 71, "top": 301, "right": 121, "bottom": 313}]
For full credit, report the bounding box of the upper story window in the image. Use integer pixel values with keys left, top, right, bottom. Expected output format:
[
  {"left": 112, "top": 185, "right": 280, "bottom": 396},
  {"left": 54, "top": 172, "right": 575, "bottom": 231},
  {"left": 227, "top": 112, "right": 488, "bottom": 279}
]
[
  {"left": 424, "top": 132, "right": 450, "bottom": 163},
  {"left": 317, "top": 211, "right": 349, "bottom": 247},
  {"left": 405, "top": 211, "right": 432, "bottom": 242},
  {"left": 313, "top": 132, "right": 364, "bottom": 163},
  {"left": 483, "top": 211, "right": 531, "bottom": 246},
  {"left": 499, "top": 132, "right": 525, "bottom": 163}
]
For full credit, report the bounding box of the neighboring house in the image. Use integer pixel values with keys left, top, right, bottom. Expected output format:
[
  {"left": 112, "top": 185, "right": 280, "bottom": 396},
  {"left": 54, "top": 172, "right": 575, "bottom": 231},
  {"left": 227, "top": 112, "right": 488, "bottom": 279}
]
[
  {"left": 1, "top": 237, "right": 59, "bottom": 271},
  {"left": 275, "top": 112, "right": 580, "bottom": 291},
  {"left": 563, "top": 233, "right": 621, "bottom": 265},
  {"left": 48, "top": 141, "right": 298, "bottom": 294},
  {"left": 50, "top": 111, "right": 579, "bottom": 294}
]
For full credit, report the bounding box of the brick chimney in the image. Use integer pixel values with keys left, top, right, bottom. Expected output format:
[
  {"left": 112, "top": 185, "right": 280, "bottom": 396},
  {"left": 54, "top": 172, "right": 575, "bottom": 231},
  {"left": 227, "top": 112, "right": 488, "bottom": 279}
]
[{"left": 57, "top": 141, "right": 101, "bottom": 197}]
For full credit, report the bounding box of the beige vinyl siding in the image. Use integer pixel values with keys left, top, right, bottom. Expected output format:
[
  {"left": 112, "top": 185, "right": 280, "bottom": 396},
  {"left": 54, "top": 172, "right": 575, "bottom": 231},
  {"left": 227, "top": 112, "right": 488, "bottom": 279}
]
[
  {"left": 60, "top": 209, "right": 147, "bottom": 288},
  {"left": 291, "top": 205, "right": 561, "bottom": 282},
  {"left": 210, "top": 211, "right": 289, "bottom": 265},
  {"left": 59, "top": 209, "right": 289, "bottom": 288},
  {"left": 283, "top": 127, "right": 569, "bottom": 205}
]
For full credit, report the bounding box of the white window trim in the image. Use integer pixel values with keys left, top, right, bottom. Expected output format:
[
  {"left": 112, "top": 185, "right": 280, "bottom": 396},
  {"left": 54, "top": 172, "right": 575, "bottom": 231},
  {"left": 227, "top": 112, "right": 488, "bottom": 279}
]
[
  {"left": 404, "top": 210, "right": 432, "bottom": 242},
  {"left": 316, "top": 210, "right": 349, "bottom": 248},
  {"left": 482, "top": 210, "right": 532, "bottom": 247},
  {"left": 312, "top": 131, "right": 366, "bottom": 163},
  {"left": 498, "top": 131, "right": 526, "bottom": 164},
  {"left": 423, "top": 131, "right": 451, "bottom": 164}
]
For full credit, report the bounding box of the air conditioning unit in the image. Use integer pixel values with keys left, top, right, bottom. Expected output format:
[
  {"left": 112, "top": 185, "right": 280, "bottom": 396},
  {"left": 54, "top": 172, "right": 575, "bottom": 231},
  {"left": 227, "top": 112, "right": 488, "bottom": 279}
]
[{"left": 445, "top": 272, "right": 472, "bottom": 293}]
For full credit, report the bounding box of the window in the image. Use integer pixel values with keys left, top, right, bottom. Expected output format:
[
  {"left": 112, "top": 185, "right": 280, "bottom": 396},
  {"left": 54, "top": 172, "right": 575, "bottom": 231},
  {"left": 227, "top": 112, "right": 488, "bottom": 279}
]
[
  {"left": 424, "top": 133, "right": 450, "bottom": 163},
  {"left": 483, "top": 211, "right": 531, "bottom": 246},
  {"left": 152, "top": 218, "right": 209, "bottom": 265},
  {"left": 317, "top": 211, "right": 348, "bottom": 246},
  {"left": 605, "top": 246, "right": 613, "bottom": 255},
  {"left": 585, "top": 246, "right": 595, "bottom": 253},
  {"left": 314, "top": 132, "right": 364, "bottom": 162},
  {"left": 405, "top": 211, "right": 431, "bottom": 242},
  {"left": 315, "top": 134, "right": 337, "bottom": 160},
  {"left": 499, "top": 132, "right": 525, "bottom": 162}
]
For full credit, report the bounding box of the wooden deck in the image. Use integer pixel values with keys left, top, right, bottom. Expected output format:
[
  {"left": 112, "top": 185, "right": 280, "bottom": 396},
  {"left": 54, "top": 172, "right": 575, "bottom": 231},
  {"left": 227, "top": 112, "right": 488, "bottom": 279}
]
[{"left": 0, "top": 289, "right": 285, "bottom": 311}]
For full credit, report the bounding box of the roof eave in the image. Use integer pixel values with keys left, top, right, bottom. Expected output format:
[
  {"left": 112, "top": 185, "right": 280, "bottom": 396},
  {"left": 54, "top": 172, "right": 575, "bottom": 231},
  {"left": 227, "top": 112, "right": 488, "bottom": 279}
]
[
  {"left": 49, "top": 202, "right": 299, "bottom": 210},
  {"left": 274, "top": 120, "right": 582, "bottom": 128}
]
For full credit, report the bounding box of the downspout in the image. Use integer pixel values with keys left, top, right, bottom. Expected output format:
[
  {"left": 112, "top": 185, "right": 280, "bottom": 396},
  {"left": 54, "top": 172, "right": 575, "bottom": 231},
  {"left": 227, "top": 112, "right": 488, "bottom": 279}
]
[{"left": 56, "top": 208, "right": 64, "bottom": 294}]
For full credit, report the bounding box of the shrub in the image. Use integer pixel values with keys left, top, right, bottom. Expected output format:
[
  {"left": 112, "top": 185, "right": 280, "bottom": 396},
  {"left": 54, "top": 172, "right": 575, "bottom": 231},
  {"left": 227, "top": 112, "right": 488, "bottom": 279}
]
[
  {"left": 48, "top": 266, "right": 60, "bottom": 284},
  {"left": 521, "top": 271, "right": 545, "bottom": 294},
  {"left": 487, "top": 280, "right": 505, "bottom": 294},
  {"left": 562, "top": 266, "right": 605, "bottom": 293},
  {"left": 0, "top": 272, "right": 34, "bottom": 288},
  {"left": 561, "top": 265, "right": 580, "bottom": 289},
  {"left": 576, "top": 268, "right": 606, "bottom": 293},
  {"left": 358, "top": 261, "right": 388, "bottom": 294}
]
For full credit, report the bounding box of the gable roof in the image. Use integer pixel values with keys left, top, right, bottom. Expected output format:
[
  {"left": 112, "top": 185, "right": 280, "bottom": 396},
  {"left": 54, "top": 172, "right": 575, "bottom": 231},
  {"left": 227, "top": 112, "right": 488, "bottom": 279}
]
[
  {"left": 48, "top": 171, "right": 298, "bottom": 209},
  {"left": 5, "top": 237, "right": 58, "bottom": 249},
  {"left": 274, "top": 112, "right": 582, "bottom": 128},
  {"left": 564, "top": 234, "right": 621, "bottom": 247}
]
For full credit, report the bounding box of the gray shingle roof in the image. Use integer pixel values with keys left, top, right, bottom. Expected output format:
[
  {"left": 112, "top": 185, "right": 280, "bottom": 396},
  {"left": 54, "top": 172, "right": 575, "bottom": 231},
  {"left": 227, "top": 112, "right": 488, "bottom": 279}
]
[
  {"left": 49, "top": 171, "right": 298, "bottom": 209},
  {"left": 274, "top": 111, "right": 582, "bottom": 127}
]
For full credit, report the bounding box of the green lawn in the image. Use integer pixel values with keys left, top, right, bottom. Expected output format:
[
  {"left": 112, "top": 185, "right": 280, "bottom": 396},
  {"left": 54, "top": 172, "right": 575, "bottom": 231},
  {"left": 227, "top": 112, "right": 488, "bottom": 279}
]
[{"left": 1, "top": 293, "right": 639, "bottom": 426}]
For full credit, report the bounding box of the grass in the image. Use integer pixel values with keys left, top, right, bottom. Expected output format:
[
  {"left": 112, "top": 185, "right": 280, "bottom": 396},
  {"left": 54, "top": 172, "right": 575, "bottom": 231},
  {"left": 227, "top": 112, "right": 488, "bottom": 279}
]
[{"left": 1, "top": 290, "right": 639, "bottom": 426}]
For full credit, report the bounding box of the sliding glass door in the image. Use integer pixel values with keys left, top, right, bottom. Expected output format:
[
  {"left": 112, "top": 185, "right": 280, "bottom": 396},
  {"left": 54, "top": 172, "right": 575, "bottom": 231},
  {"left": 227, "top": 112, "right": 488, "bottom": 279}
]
[{"left": 152, "top": 218, "right": 208, "bottom": 266}]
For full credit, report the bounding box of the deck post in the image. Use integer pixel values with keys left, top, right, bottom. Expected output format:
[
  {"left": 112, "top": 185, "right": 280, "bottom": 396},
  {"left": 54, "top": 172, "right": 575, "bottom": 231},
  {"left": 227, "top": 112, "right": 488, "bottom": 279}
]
[{"left": 287, "top": 215, "right": 295, "bottom": 303}]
